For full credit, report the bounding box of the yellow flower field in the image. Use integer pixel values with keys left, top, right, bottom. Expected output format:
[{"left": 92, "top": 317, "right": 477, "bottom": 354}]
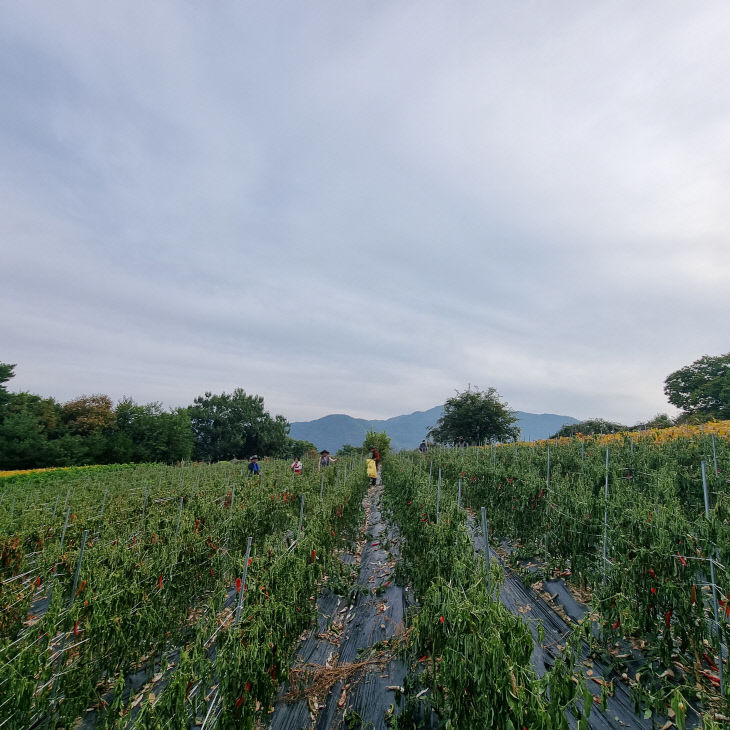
[{"left": 528, "top": 419, "right": 730, "bottom": 447}]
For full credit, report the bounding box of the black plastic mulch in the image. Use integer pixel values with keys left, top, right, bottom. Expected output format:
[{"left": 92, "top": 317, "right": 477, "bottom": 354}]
[
  {"left": 271, "top": 482, "right": 410, "bottom": 730},
  {"left": 470, "top": 520, "right": 657, "bottom": 729}
]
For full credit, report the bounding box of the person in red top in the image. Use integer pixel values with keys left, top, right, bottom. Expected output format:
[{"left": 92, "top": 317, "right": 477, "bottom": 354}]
[
  {"left": 369, "top": 447, "right": 381, "bottom": 485},
  {"left": 290, "top": 456, "right": 303, "bottom": 475}
]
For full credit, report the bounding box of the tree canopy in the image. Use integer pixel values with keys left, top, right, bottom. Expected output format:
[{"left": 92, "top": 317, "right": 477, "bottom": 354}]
[
  {"left": 363, "top": 429, "right": 391, "bottom": 457},
  {"left": 188, "top": 388, "right": 292, "bottom": 462},
  {"left": 428, "top": 387, "right": 519, "bottom": 444},
  {"left": 664, "top": 353, "right": 730, "bottom": 420},
  {"left": 549, "top": 418, "right": 628, "bottom": 439},
  {"left": 0, "top": 364, "right": 193, "bottom": 469}
]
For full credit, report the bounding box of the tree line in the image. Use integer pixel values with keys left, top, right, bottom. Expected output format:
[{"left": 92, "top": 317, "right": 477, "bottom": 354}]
[
  {"left": 420, "top": 352, "right": 730, "bottom": 445},
  {"left": 0, "top": 364, "right": 315, "bottom": 470}
]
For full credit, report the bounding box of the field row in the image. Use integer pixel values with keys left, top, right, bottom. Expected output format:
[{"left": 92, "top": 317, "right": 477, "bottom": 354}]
[{"left": 0, "top": 459, "right": 367, "bottom": 729}]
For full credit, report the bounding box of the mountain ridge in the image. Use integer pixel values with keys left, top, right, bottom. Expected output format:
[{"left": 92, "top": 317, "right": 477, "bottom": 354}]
[{"left": 289, "top": 406, "right": 578, "bottom": 453}]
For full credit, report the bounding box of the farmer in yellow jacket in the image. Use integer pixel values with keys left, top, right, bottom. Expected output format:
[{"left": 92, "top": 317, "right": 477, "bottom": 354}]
[{"left": 366, "top": 457, "right": 378, "bottom": 486}]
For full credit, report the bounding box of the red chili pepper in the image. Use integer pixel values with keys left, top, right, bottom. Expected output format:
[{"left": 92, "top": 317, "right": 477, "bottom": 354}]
[
  {"left": 678, "top": 555, "right": 687, "bottom": 567},
  {"left": 538, "top": 489, "right": 544, "bottom": 499},
  {"left": 704, "top": 653, "right": 719, "bottom": 671},
  {"left": 691, "top": 585, "right": 696, "bottom": 604},
  {"left": 157, "top": 574, "right": 163, "bottom": 590},
  {"left": 665, "top": 610, "right": 672, "bottom": 629},
  {"left": 36, "top": 576, "right": 41, "bottom": 588},
  {"left": 648, "top": 511, "right": 652, "bottom": 523},
  {"left": 245, "top": 681, "right": 252, "bottom": 691},
  {"left": 612, "top": 618, "right": 620, "bottom": 630},
  {"left": 73, "top": 621, "right": 79, "bottom": 636},
  {"left": 75, "top": 580, "right": 86, "bottom": 596},
  {"left": 439, "top": 615, "right": 444, "bottom": 624},
  {"left": 236, "top": 578, "right": 242, "bottom": 593},
  {"left": 310, "top": 549, "right": 316, "bottom": 563},
  {"left": 648, "top": 569, "right": 656, "bottom": 579},
  {"left": 247, "top": 557, "right": 252, "bottom": 566},
  {"left": 650, "top": 587, "right": 656, "bottom": 595}
]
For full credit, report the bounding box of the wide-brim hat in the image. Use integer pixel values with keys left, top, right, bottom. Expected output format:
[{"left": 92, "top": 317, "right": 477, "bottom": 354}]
[
  {"left": 250, "top": 455, "right": 258, "bottom": 460},
  {"left": 320, "top": 450, "right": 330, "bottom": 455}
]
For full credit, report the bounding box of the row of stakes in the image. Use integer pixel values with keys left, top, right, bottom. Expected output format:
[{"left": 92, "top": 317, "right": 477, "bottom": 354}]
[{"left": 419, "top": 454, "right": 726, "bottom": 696}]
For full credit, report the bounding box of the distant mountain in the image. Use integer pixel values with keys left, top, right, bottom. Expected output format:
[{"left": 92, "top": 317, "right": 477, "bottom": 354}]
[{"left": 289, "top": 406, "right": 578, "bottom": 453}]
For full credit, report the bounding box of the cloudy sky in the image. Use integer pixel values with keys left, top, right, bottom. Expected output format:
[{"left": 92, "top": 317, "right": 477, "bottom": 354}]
[{"left": 2, "top": 1, "right": 729, "bottom": 425}]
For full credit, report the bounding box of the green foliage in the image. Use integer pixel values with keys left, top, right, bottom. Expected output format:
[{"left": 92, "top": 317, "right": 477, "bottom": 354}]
[
  {"left": 384, "top": 457, "right": 584, "bottom": 728},
  {"left": 188, "top": 389, "right": 290, "bottom": 462},
  {"left": 636, "top": 413, "right": 674, "bottom": 430},
  {"left": 111, "top": 399, "right": 193, "bottom": 463},
  {"left": 418, "top": 432, "right": 730, "bottom": 717},
  {"left": 550, "top": 418, "right": 628, "bottom": 438},
  {"left": 362, "top": 429, "right": 390, "bottom": 456},
  {"left": 61, "top": 394, "right": 115, "bottom": 434},
  {"left": 0, "top": 368, "right": 193, "bottom": 469},
  {"left": 279, "top": 437, "right": 317, "bottom": 460},
  {"left": 664, "top": 352, "right": 730, "bottom": 419},
  {"left": 336, "top": 443, "right": 364, "bottom": 457},
  {"left": 0, "top": 459, "right": 369, "bottom": 729},
  {"left": 0, "top": 362, "right": 16, "bottom": 411},
  {"left": 429, "top": 386, "right": 519, "bottom": 444}
]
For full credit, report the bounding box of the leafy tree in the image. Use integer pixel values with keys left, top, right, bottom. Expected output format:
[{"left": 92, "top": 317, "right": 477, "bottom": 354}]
[
  {"left": 188, "top": 389, "right": 290, "bottom": 462},
  {"left": 664, "top": 353, "right": 730, "bottom": 419},
  {"left": 0, "top": 392, "right": 70, "bottom": 469},
  {"left": 550, "top": 418, "right": 628, "bottom": 439},
  {"left": 112, "top": 399, "right": 194, "bottom": 463},
  {"left": 634, "top": 413, "right": 673, "bottom": 430},
  {"left": 61, "top": 394, "right": 116, "bottom": 434},
  {"left": 429, "top": 387, "right": 519, "bottom": 444},
  {"left": 0, "top": 362, "right": 16, "bottom": 412},
  {"left": 337, "top": 444, "right": 364, "bottom": 457},
  {"left": 363, "top": 429, "right": 391, "bottom": 457},
  {"left": 281, "top": 438, "right": 317, "bottom": 460}
]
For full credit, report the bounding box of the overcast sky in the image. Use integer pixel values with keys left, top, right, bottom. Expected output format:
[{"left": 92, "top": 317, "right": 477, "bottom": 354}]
[{"left": 2, "top": 1, "right": 729, "bottom": 425}]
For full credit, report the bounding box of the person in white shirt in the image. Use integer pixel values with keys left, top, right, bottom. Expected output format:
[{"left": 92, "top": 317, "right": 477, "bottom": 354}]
[{"left": 291, "top": 457, "right": 303, "bottom": 475}]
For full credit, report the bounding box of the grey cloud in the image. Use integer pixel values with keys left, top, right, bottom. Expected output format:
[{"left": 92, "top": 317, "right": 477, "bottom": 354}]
[{"left": 2, "top": 1, "right": 730, "bottom": 426}]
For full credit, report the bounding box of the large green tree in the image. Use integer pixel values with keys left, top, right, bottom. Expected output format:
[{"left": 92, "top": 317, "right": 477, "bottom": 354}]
[
  {"left": 428, "top": 387, "right": 519, "bottom": 444},
  {"left": 363, "top": 429, "right": 391, "bottom": 457},
  {"left": 664, "top": 353, "right": 730, "bottom": 420},
  {"left": 188, "top": 389, "right": 290, "bottom": 462},
  {"left": 111, "top": 399, "right": 194, "bottom": 463}
]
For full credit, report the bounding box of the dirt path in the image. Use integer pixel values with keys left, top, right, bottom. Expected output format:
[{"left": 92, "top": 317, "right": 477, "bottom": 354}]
[{"left": 270, "top": 482, "right": 409, "bottom": 730}]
